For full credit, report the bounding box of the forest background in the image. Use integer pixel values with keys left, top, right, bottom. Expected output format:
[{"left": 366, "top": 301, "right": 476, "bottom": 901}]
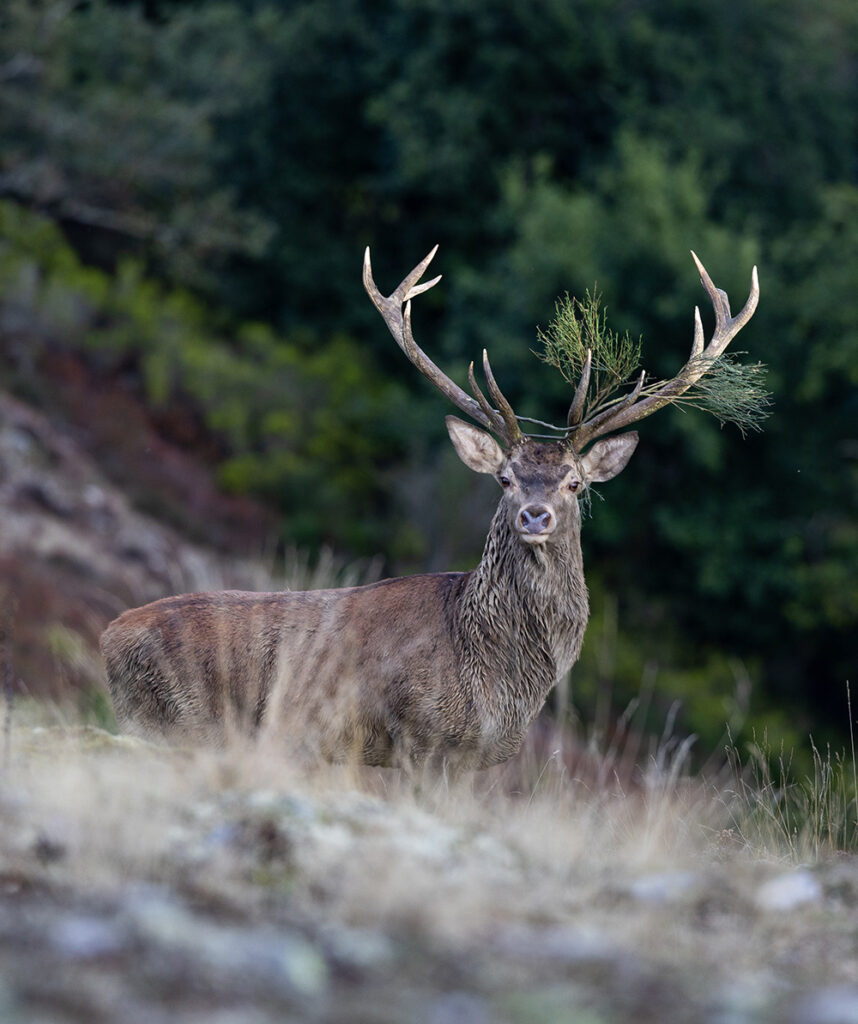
[{"left": 1, "top": 0, "right": 856, "bottom": 763}]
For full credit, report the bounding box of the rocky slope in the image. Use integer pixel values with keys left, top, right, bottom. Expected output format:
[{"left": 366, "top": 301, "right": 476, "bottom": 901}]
[
  {"left": 1, "top": 726, "right": 857, "bottom": 1024},
  {"left": 0, "top": 388, "right": 274, "bottom": 700}
]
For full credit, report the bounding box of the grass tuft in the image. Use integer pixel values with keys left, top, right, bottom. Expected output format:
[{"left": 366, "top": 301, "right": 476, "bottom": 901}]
[{"left": 723, "top": 727, "right": 858, "bottom": 861}]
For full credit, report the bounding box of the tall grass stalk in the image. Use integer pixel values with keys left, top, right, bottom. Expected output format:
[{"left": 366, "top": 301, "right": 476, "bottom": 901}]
[
  {"left": 849, "top": 680, "right": 857, "bottom": 833},
  {"left": 722, "top": 725, "right": 858, "bottom": 860}
]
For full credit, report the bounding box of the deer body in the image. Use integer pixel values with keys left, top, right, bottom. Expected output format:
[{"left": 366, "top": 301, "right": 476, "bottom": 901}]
[
  {"left": 104, "top": 439, "right": 606, "bottom": 771},
  {"left": 103, "top": 246, "right": 759, "bottom": 772}
]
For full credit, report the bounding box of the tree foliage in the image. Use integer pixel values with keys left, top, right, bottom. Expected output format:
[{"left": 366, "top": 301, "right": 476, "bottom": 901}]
[{"left": 0, "top": 201, "right": 412, "bottom": 554}]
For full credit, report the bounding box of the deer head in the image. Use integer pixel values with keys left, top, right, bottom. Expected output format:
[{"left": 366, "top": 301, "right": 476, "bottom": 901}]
[{"left": 444, "top": 417, "right": 637, "bottom": 547}]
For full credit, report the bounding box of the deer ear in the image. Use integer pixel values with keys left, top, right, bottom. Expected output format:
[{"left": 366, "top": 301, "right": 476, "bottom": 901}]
[
  {"left": 579, "top": 432, "right": 639, "bottom": 483},
  {"left": 446, "top": 416, "right": 506, "bottom": 475}
]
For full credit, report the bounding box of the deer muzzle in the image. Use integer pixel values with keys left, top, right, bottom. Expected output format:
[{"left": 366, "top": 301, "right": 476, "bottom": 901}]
[{"left": 518, "top": 504, "right": 556, "bottom": 543}]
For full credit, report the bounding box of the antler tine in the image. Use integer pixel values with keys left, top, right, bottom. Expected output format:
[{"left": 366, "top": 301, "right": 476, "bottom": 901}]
[
  {"left": 569, "top": 369, "right": 646, "bottom": 444},
  {"left": 567, "top": 348, "right": 592, "bottom": 427},
  {"left": 467, "top": 361, "right": 507, "bottom": 437},
  {"left": 690, "top": 306, "right": 705, "bottom": 361},
  {"left": 690, "top": 250, "right": 759, "bottom": 356},
  {"left": 363, "top": 245, "right": 440, "bottom": 306},
  {"left": 482, "top": 349, "right": 523, "bottom": 444},
  {"left": 363, "top": 246, "right": 496, "bottom": 434},
  {"left": 570, "top": 253, "right": 760, "bottom": 451},
  {"left": 405, "top": 274, "right": 443, "bottom": 301}
]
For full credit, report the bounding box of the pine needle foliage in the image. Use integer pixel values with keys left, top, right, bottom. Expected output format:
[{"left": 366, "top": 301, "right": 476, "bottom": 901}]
[
  {"left": 537, "top": 291, "right": 771, "bottom": 435},
  {"left": 538, "top": 290, "right": 641, "bottom": 420},
  {"left": 677, "top": 353, "right": 772, "bottom": 436}
]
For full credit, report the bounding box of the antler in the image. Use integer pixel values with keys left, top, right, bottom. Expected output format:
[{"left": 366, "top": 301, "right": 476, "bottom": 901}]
[
  {"left": 567, "top": 251, "right": 760, "bottom": 451},
  {"left": 363, "top": 246, "right": 523, "bottom": 447}
]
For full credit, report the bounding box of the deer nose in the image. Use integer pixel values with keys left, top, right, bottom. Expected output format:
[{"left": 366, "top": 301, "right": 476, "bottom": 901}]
[{"left": 519, "top": 505, "right": 554, "bottom": 535}]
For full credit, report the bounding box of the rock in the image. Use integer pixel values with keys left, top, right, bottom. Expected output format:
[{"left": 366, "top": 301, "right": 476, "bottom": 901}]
[
  {"left": 792, "top": 986, "right": 858, "bottom": 1024},
  {"left": 628, "top": 870, "right": 698, "bottom": 904},
  {"left": 427, "top": 992, "right": 493, "bottom": 1024},
  {"left": 494, "top": 923, "right": 619, "bottom": 964},
  {"left": 121, "top": 886, "right": 328, "bottom": 998},
  {"left": 51, "top": 914, "right": 126, "bottom": 959},
  {"left": 320, "top": 925, "right": 395, "bottom": 971},
  {"left": 244, "top": 790, "right": 316, "bottom": 822},
  {"left": 756, "top": 869, "right": 823, "bottom": 912}
]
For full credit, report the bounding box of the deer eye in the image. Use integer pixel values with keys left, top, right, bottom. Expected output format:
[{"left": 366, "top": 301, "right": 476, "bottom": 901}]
[
  {"left": 568, "top": 479, "right": 580, "bottom": 492},
  {"left": 499, "top": 475, "right": 512, "bottom": 489}
]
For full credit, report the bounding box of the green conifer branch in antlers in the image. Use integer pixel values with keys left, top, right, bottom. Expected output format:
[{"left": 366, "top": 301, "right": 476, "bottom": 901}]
[{"left": 537, "top": 290, "right": 771, "bottom": 438}]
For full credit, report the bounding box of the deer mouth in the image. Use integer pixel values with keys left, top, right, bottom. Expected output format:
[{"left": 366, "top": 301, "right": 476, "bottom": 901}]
[{"left": 517, "top": 527, "right": 555, "bottom": 546}]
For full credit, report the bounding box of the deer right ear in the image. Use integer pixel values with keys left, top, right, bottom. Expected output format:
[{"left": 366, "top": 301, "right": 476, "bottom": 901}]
[
  {"left": 446, "top": 416, "right": 506, "bottom": 475},
  {"left": 579, "top": 432, "right": 639, "bottom": 483}
]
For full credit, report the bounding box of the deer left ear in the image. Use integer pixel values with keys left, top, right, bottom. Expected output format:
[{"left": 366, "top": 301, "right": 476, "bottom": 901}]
[{"left": 579, "top": 432, "right": 639, "bottom": 483}]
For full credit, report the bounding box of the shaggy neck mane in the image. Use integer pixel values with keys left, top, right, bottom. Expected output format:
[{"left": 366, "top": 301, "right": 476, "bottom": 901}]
[{"left": 456, "top": 501, "right": 589, "bottom": 717}]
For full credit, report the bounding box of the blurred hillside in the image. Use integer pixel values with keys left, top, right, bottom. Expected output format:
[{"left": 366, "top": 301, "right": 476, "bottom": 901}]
[
  {"left": 0, "top": 388, "right": 276, "bottom": 700},
  {"left": 1, "top": 0, "right": 857, "bottom": 756}
]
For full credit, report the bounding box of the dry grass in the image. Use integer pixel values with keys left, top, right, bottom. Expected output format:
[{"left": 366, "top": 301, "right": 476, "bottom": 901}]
[{"left": 1, "top": 704, "right": 857, "bottom": 1023}]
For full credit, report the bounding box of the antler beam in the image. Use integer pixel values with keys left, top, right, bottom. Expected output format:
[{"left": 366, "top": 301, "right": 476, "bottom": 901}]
[
  {"left": 363, "top": 246, "right": 523, "bottom": 446},
  {"left": 568, "top": 252, "right": 760, "bottom": 450}
]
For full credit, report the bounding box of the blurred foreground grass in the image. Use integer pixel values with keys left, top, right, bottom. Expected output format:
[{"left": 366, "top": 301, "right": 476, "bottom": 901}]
[{"left": 0, "top": 702, "right": 856, "bottom": 1023}]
